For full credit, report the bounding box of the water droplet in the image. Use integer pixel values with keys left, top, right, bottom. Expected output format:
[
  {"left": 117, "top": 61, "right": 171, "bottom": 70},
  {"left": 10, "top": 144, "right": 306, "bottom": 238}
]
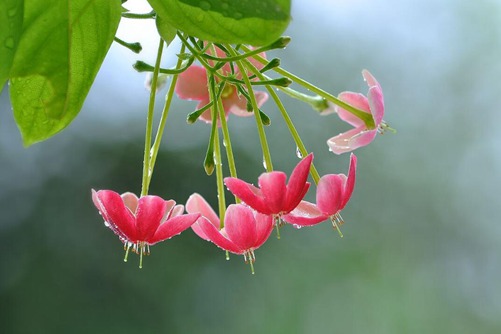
[
  {"left": 196, "top": 13, "right": 204, "bottom": 22},
  {"left": 233, "top": 12, "right": 243, "bottom": 19},
  {"left": 4, "top": 37, "right": 14, "bottom": 49},
  {"left": 296, "top": 147, "right": 303, "bottom": 158},
  {"left": 7, "top": 8, "right": 17, "bottom": 17},
  {"left": 262, "top": 158, "right": 268, "bottom": 170},
  {"left": 199, "top": 1, "right": 211, "bottom": 10}
]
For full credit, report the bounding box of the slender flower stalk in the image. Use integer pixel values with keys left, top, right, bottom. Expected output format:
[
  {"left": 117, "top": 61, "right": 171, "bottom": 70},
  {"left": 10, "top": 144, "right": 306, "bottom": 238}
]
[
  {"left": 241, "top": 58, "right": 321, "bottom": 184},
  {"left": 240, "top": 45, "right": 375, "bottom": 129},
  {"left": 148, "top": 44, "right": 187, "bottom": 188},
  {"left": 141, "top": 38, "right": 164, "bottom": 196},
  {"left": 225, "top": 44, "right": 273, "bottom": 172}
]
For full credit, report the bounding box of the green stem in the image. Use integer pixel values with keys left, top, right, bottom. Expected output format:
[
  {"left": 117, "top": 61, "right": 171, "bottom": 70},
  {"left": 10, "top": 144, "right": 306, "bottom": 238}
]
[
  {"left": 240, "top": 46, "right": 376, "bottom": 130},
  {"left": 241, "top": 58, "right": 320, "bottom": 183},
  {"left": 226, "top": 45, "right": 273, "bottom": 172},
  {"left": 216, "top": 84, "right": 240, "bottom": 204},
  {"left": 146, "top": 44, "right": 186, "bottom": 188},
  {"left": 207, "top": 72, "right": 226, "bottom": 228},
  {"left": 279, "top": 87, "right": 329, "bottom": 112},
  {"left": 140, "top": 39, "right": 163, "bottom": 197},
  {"left": 121, "top": 10, "right": 155, "bottom": 19}
]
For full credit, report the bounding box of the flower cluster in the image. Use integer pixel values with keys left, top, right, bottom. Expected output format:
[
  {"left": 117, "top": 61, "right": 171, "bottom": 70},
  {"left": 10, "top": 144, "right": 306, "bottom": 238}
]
[{"left": 92, "top": 35, "right": 389, "bottom": 272}]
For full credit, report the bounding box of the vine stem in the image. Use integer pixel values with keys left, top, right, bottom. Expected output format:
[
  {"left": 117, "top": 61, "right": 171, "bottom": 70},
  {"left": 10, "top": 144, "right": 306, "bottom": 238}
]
[
  {"left": 141, "top": 38, "right": 164, "bottom": 197},
  {"left": 216, "top": 86, "right": 240, "bottom": 204},
  {"left": 242, "top": 58, "right": 321, "bottom": 185},
  {"left": 240, "top": 46, "right": 375, "bottom": 130},
  {"left": 207, "top": 72, "right": 226, "bottom": 228},
  {"left": 147, "top": 43, "right": 187, "bottom": 188},
  {"left": 225, "top": 44, "right": 273, "bottom": 172}
]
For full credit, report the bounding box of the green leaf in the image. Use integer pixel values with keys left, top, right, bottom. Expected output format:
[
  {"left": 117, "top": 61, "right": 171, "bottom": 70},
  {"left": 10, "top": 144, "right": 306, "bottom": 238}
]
[
  {"left": 156, "top": 15, "right": 177, "bottom": 46},
  {"left": 0, "top": 0, "right": 24, "bottom": 93},
  {"left": 149, "top": 0, "right": 291, "bottom": 46},
  {"left": 8, "top": 0, "right": 122, "bottom": 146}
]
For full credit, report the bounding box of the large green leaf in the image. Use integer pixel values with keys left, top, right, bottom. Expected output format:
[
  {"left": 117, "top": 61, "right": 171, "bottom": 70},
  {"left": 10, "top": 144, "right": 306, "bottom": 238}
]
[
  {"left": 0, "top": 0, "right": 24, "bottom": 93},
  {"left": 149, "top": 0, "right": 291, "bottom": 46},
  {"left": 8, "top": 0, "right": 122, "bottom": 146}
]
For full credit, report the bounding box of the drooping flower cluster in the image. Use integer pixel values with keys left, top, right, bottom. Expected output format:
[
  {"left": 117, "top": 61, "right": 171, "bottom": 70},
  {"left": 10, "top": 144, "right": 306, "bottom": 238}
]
[{"left": 92, "top": 33, "right": 390, "bottom": 272}]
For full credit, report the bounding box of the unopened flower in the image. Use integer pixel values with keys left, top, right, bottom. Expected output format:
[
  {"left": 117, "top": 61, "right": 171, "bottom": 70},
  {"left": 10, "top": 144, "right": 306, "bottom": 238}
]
[
  {"left": 284, "top": 154, "right": 357, "bottom": 233},
  {"left": 187, "top": 195, "right": 273, "bottom": 274},
  {"left": 175, "top": 47, "right": 268, "bottom": 124},
  {"left": 92, "top": 189, "right": 199, "bottom": 268},
  {"left": 224, "top": 154, "right": 313, "bottom": 220},
  {"left": 327, "top": 70, "right": 385, "bottom": 154}
]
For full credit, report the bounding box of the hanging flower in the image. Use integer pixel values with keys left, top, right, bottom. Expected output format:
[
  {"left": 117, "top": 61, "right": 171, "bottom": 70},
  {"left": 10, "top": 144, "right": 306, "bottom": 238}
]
[
  {"left": 175, "top": 47, "right": 268, "bottom": 124},
  {"left": 188, "top": 198, "right": 273, "bottom": 274},
  {"left": 327, "top": 70, "right": 385, "bottom": 154},
  {"left": 224, "top": 154, "right": 313, "bottom": 220},
  {"left": 92, "top": 189, "right": 200, "bottom": 268},
  {"left": 284, "top": 154, "right": 357, "bottom": 231}
]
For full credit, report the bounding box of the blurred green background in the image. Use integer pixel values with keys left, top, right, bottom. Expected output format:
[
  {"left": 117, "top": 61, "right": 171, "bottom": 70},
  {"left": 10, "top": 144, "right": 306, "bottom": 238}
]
[{"left": 1, "top": 0, "right": 500, "bottom": 333}]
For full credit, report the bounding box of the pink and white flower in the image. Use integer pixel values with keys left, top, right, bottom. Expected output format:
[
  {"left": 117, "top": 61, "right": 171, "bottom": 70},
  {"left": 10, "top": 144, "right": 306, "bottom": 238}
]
[
  {"left": 284, "top": 154, "right": 357, "bottom": 230},
  {"left": 224, "top": 154, "right": 313, "bottom": 219},
  {"left": 92, "top": 189, "right": 199, "bottom": 267},
  {"left": 327, "top": 70, "right": 385, "bottom": 154},
  {"left": 186, "top": 193, "right": 273, "bottom": 273},
  {"left": 175, "top": 47, "right": 268, "bottom": 124}
]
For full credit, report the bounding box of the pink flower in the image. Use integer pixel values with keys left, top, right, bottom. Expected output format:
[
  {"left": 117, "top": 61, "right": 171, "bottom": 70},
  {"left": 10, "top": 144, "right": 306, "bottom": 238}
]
[
  {"left": 327, "top": 70, "right": 385, "bottom": 154},
  {"left": 224, "top": 154, "right": 313, "bottom": 218},
  {"left": 92, "top": 189, "right": 200, "bottom": 267},
  {"left": 284, "top": 154, "right": 357, "bottom": 230},
  {"left": 175, "top": 47, "right": 268, "bottom": 124},
  {"left": 186, "top": 194, "right": 273, "bottom": 273}
]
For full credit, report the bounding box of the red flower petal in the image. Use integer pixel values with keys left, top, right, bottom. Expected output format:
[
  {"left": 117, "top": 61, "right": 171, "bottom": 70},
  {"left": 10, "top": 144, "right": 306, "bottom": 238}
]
[
  {"left": 186, "top": 193, "right": 220, "bottom": 240},
  {"left": 148, "top": 213, "right": 200, "bottom": 245},
  {"left": 285, "top": 154, "right": 313, "bottom": 213},
  {"left": 134, "top": 195, "right": 168, "bottom": 241},
  {"left": 282, "top": 200, "right": 327, "bottom": 226},
  {"left": 253, "top": 212, "right": 274, "bottom": 249},
  {"left": 340, "top": 153, "right": 357, "bottom": 209},
  {"left": 198, "top": 217, "right": 243, "bottom": 254},
  {"left": 224, "top": 177, "right": 269, "bottom": 214},
  {"left": 94, "top": 190, "right": 137, "bottom": 242},
  {"left": 224, "top": 204, "right": 257, "bottom": 251},
  {"left": 258, "top": 172, "right": 287, "bottom": 214},
  {"left": 316, "top": 175, "right": 344, "bottom": 215}
]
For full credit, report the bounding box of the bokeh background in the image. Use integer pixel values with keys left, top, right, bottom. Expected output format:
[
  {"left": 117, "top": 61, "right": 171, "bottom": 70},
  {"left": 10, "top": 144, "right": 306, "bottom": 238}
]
[{"left": 1, "top": 0, "right": 500, "bottom": 333}]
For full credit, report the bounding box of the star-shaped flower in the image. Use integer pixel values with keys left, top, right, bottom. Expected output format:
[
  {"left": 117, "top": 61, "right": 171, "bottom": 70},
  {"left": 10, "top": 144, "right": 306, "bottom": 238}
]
[{"left": 327, "top": 70, "right": 385, "bottom": 154}]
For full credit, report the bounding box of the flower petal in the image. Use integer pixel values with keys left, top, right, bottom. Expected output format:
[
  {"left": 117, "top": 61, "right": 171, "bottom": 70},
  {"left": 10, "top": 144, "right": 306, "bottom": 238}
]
[
  {"left": 224, "top": 204, "right": 257, "bottom": 251},
  {"left": 148, "top": 213, "right": 200, "bottom": 245},
  {"left": 285, "top": 153, "right": 313, "bottom": 213},
  {"left": 198, "top": 217, "right": 243, "bottom": 254},
  {"left": 367, "top": 85, "right": 385, "bottom": 126},
  {"left": 186, "top": 193, "right": 220, "bottom": 240},
  {"left": 282, "top": 200, "right": 327, "bottom": 226},
  {"left": 316, "top": 175, "right": 344, "bottom": 215},
  {"left": 335, "top": 92, "right": 371, "bottom": 128},
  {"left": 362, "top": 69, "right": 381, "bottom": 91},
  {"left": 340, "top": 153, "right": 357, "bottom": 209},
  {"left": 253, "top": 212, "right": 274, "bottom": 249},
  {"left": 93, "top": 189, "right": 137, "bottom": 242},
  {"left": 258, "top": 172, "right": 287, "bottom": 214},
  {"left": 121, "top": 192, "right": 138, "bottom": 214},
  {"left": 135, "top": 195, "right": 168, "bottom": 241},
  {"left": 224, "top": 177, "right": 269, "bottom": 214},
  {"left": 175, "top": 65, "right": 209, "bottom": 100},
  {"left": 223, "top": 90, "right": 252, "bottom": 117},
  {"left": 327, "top": 127, "right": 377, "bottom": 155}
]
